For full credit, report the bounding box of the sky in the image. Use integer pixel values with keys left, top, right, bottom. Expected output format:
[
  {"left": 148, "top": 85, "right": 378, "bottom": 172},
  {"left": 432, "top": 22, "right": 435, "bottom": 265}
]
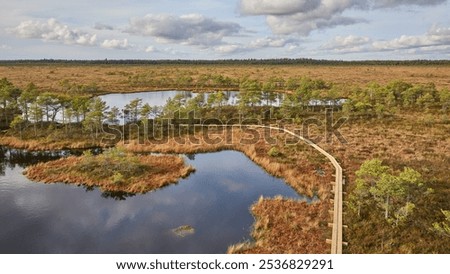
[{"left": 0, "top": 0, "right": 449, "bottom": 60}]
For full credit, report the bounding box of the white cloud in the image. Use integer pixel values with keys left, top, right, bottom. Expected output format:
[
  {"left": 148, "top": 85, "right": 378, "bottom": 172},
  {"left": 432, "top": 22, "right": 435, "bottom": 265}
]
[
  {"left": 321, "top": 35, "right": 371, "bottom": 53},
  {"left": 323, "top": 35, "right": 371, "bottom": 49},
  {"left": 12, "top": 18, "right": 97, "bottom": 46},
  {"left": 94, "top": 23, "right": 114, "bottom": 31},
  {"left": 145, "top": 46, "right": 182, "bottom": 55},
  {"left": 408, "top": 45, "right": 450, "bottom": 56},
  {"left": 101, "top": 39, "right": 130, "bottom": 50},
  {"left": 372, "top": 25, "right": 450, "bottom": 51},
  {"left": 288, "top": 44, "right": 300, "bottom": 51},
  {"left": 240, "top": 0, "right": 321, "bottom": 15},
  {"left": 374, "top": 0, "right": 446, "bottom": 8},
  {"left": 373, "top": 36, "right": 426, "bottom": 51},
  {"left": 127, "top": 14, "right": 242, "bottom": 47},
  {"left": 214, "top": 44, "right": 246, "bottom": 54},
  {"left": 322, "top": 25, "right": 450, "bottom": 55},
  {"left": 1, "top": 44, "right": 12, "bottom": 50},
  {"left": 213, "top": 36, "right": 299, "bottom": 55},
  {"left": 11, "top": 18, "right": 134, "bottom": 51},
  {"left": 145, "top": 46, "right": 158, "bottom": 53},
  {"left": 240, "top": 0, "right": 365, "bottom": 35},
  {"left": 422, "top": 25, "right": 450, "bottom": 45},
  {"left": 239, "top": 0, "right": 447, "bottom": 36},
  {"left": 249, "top": 37, "right": 293, "bottom": 49}
]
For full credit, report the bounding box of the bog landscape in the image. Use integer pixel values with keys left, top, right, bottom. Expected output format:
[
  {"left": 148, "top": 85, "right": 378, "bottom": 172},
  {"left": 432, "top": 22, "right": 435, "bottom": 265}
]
[{"left": 0, "top": 60, "right": 449, "bottom": 254}]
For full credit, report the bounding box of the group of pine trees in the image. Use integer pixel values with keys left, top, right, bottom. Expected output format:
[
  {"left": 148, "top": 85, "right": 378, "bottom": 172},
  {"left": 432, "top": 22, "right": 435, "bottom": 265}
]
[
  {"left": 2, "top": 76, "right": 450, "bottom": 137},
  {"left": 348, "top": 159, "right": 450, "bottom": 252}
]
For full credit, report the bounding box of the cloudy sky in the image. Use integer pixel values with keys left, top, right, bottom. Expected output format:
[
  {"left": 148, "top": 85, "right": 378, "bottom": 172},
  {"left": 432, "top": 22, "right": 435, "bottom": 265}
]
[{"left": 1, "top": 0, "right": 449, "bottom": 60}]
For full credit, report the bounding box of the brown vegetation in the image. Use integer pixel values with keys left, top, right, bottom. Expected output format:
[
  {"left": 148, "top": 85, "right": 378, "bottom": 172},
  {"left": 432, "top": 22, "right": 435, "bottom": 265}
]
[
  {"left": 319, "top": 113, "right": 449, "bottom": 186},
  {"left": 316, "top": 113, "right": 450, "bottom": 253},
  {"left": 0, "top": 136, "right": 105, "bottom": 151},
  {"left": 1, "top": 64, "right": 450, "bottom": 93},
  {"left": 24, "top": 150, "right": 195, "bottom": 194},
  {"left": 228, "top": 197, "right": 329, "bottom": 254}
]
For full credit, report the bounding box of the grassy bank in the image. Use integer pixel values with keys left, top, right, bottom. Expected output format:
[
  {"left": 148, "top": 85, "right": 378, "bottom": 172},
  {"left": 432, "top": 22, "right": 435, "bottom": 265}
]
[
  {"left": 24, "top": 148, "right": 195, "bottom": 194},
  {"left": 0, "top": 135, "right": 107, "bottom": 151},
  {"left": 228, "top": 197, "right": 329, "bottom": 254}
]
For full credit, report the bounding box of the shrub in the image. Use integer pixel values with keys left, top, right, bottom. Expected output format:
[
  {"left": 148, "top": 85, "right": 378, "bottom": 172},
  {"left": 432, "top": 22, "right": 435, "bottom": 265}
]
[
  {"left": 111, "top": 172, "right": 125, "bottom": 185},
  {"left": 268, "top": 147, "right": 281, "bottom": 157}
]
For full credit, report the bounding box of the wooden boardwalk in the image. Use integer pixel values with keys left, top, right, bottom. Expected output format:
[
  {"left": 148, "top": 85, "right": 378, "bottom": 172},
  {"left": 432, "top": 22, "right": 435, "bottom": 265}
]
[{"left": 252, "top": 125, "right": 344, "bottom": 254}]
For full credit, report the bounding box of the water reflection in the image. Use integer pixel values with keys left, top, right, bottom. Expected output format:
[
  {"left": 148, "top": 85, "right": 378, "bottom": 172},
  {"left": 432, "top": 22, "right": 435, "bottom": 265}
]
[
  {"left": 99, "top": 91, "right": 240, "bottom": 111},
  {"left": 0, "top": 147, "right": 72, "bottom": 175},
  {"left": 0, "top": 148, "right": 107, "bottom": 172},
  {"left": 0, "top": 147, "right": 303, "bottom": 254},
  {"left": 99, "top": 90, "right": 344, "bottom": 112},
  {"left": 100, "top": 191, "right": 136, "bottom": 201}
]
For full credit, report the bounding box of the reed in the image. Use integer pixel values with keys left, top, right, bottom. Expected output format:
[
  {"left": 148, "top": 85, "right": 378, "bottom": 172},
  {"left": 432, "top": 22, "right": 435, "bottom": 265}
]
[
  {"left": 0, "top": 136, "right": 105, "bottom": 151},
  {"left": 228, "top": 197, "right": 329, "bottom": 254}
]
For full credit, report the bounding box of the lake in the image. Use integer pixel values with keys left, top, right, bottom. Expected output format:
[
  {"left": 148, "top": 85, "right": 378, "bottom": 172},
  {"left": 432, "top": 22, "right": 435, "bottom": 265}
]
[
  {"left": 98, "top": 90, "right": 344, "bottom": 112},
  {"left": 0, "top": 147, "right": 305, "bottom": 253},
  {"left": 99, "top": 90, "right": 240, "bottom": 111},
  {"left": 98, "top": 90, "right": 286, "bottom": 112}
]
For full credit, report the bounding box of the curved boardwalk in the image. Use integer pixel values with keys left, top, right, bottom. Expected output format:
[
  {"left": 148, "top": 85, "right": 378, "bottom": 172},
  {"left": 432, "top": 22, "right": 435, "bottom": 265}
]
[{"left": 251, "top": 125, "right": 343, "bottom": 254}]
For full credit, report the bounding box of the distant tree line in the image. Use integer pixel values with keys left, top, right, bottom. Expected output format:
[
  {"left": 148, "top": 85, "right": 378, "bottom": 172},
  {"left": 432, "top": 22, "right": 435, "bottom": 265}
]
[{"left": 1, "top": 59, "right": 450, "bottom": 66}]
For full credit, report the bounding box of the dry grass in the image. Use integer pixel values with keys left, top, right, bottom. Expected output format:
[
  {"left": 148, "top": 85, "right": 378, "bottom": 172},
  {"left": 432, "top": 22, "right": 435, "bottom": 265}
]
[
  {"left": 228, "top": 196, "right": 329, "bottom": 254},
  {"left": 1, "top": 64, "right": 450, "bottom": 93},
  {"left": 0, "top": 136, "right": 105, "bottom": 151},
  {"left": 24, "top": 153, "right": 195, "bottom": 194},
  {"left": 319, "top": 114, "right": 450, "bottom": 183},
  {"left": 313, "top": 113, "right": 450, "bottom": 253}
]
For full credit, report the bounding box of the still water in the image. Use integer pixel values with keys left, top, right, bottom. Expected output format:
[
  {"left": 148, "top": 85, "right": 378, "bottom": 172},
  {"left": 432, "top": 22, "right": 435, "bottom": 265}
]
[
  {"left": 98, "top": 90, "right": 343, "bottom": 114},
  {"left": 99, "top": 90, "right": 241, "bottom": 111},
  {"left": 0, "top": 147, "right": 303, "bottom": 253}
]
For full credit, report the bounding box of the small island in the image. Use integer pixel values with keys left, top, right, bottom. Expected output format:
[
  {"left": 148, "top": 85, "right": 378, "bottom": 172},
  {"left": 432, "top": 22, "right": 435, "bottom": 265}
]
[
  {"left": 172, "top": 225, "right": 195, "bottom": 238},
  {"left": 24, "top": 148, "right": 195, "bottom": 194}
]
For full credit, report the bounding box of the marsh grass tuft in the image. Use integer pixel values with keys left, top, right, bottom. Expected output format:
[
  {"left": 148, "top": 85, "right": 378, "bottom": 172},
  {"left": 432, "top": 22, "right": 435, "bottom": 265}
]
[
  {"left": 229, "top": 198, "right": 329, "bottom": 254},
  {"left": 172, "top": 225, "right": 195, "bottom": 238}
]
